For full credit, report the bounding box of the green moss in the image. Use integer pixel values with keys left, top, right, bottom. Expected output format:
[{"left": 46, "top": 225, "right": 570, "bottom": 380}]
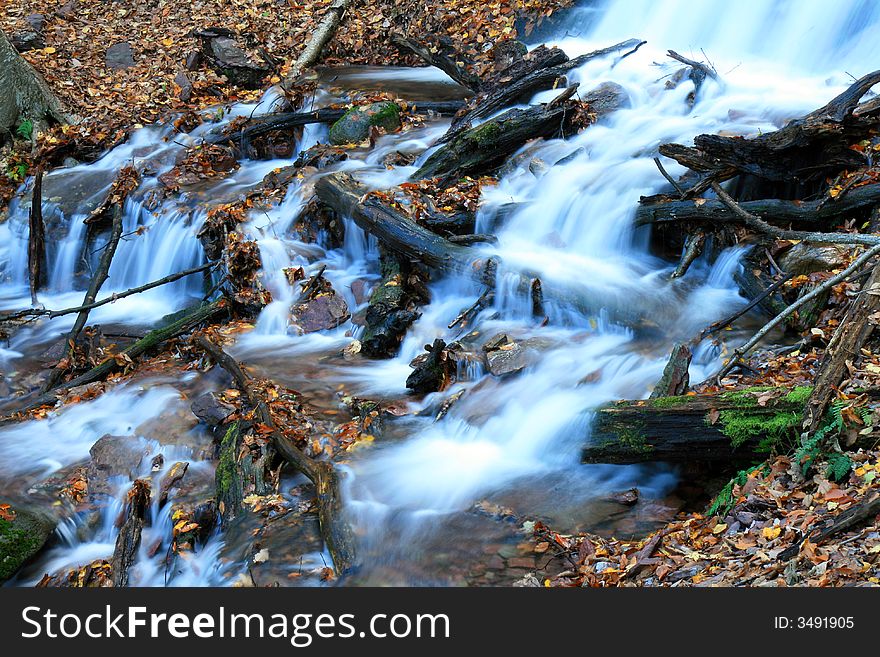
[
  {"left": 0, "top": 512, "right": 53, "bottom": 582},
  {"left": 649, "top": 395, "right": 688, "bottom": 409},
  {"left": 468, "top": 120, "right": 502, "bottom": 146},
  {"left": 215, "top": 421, "right": 242, "bottom": 511},
  {"left": 715, "top": 408, "right": 802, "bottom": 450},
  {"left": 784, "top": 385, "right": 813, "bottom": 404}
]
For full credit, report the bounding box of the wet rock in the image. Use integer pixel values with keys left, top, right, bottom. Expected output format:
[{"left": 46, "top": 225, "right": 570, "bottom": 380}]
[
  {"left": 507, "top": 556, "right": 536, "bottom": 569},
  {"left": 190, "top": 391, "right": 235, "bottom": 427},
  {"left": 290, "top": 276, "right": 351, "bottom": 334},
  {"left": 0, "top": 506, "right": 57, "bottom": 582},
  {"left": 174, "top": 71, "right": 194, "bottom": 102},
  {"left": 778, "top": 242, "right": 850, "bottom": 275},
  {"left": 328, "top": 102, "right": 401, "bottom": 145},
  {"left": 11, "top": 31, "right": 44, "bottom": 52},
  {"left": 294, "top": 144, "right": 348, "bottom": 169},
  {"left": 87, "top": 434, "right": 145, "bottom": 497},
  {"left": 406, "top": 339, "right": 456, "bottom": 394},
  {"left": 195, "top": 29, "right": 271, "bottom": 89},
  {"left": 482, "top": 333, "right": 528, "bottom": 377},
  {"left": 583, "top": 81, "right": 631, "bottom": 118},
  {"left": 105, "top": 42, "right": 135, "bottom": 70},
  {"left": 607, "top": 488, "right": 640, "bottom": 506}
]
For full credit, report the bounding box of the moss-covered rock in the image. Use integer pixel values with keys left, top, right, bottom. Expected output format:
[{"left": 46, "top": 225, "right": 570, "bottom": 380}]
[
  {"left": 0, "top": 506, "right": 56, "bottom": 582},
  {"left": 328, "top": 102, "right": 401, "bottom": 145}
]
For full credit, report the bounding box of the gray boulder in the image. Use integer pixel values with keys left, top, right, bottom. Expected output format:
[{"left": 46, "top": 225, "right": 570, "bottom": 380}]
[{"left": 328, "top": 102, "right": 401, "bottom": 145}]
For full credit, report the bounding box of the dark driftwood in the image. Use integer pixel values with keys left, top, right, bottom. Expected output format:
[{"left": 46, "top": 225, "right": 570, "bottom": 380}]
[
  {"left": 42, "top": 202, "right": 126, "bottom": 393},
  {"left": 660, "top": 69, "right": 880, "bottom": 183},
  {"left": 392, "top": 34, "right": 482, "bottom": 92},
  {"left": 361, "top": 250, "right": 422, "bottom": 358},
  {"left": 9, "top": 301, "right": 226, "bottom": 417},
  {"left": 111, "top": 479, "right": 150, "bottom": 587},
  {"left": 441, "top": 38, "right": 644, "bottom": 144},
  {"left": 636, "top": 181, "right": 880, "bottom": 228},
  {"left": 778, "top": 492, "right": 880, "bottom": 561},
  {"left": 583, "top": 393, "right": 805, "bottom": 464},
  {"left": 804, "top": 263, "right": 880, "bottom": 434},
  {"left": 27, "top": 168, "right": 46, "bottom": 304},
  {"left": 413, "top": 90, "right": 583, "bottom": 181},
  {"left": 193, "top": 335, "right": 356, "bottom": 575},
  {"left": 203, "top": 101, "right": 464, "bottom": 147},
  {"left": 315, "top": 172, "right": 484, "bottom": 276}
]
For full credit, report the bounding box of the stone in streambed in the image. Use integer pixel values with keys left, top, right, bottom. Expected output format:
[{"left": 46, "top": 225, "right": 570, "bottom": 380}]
[
  {"left": 291, "top": 292, "right": 350, "bottom": 334},
  {"left": 0, "top": 506, "right": 57, "bottom": 583},
  {"left": 190, "top": 391, "right": 236, "bottom": 427},
  {"left": 87, "top": 434, "right": 146, "bottom": 497},
  {"left": 328, "top": 102, "right": 401, "bottom": 145}
]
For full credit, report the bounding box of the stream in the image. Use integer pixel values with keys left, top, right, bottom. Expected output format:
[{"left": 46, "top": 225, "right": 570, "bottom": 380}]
[{"left": 2, "top": 0, "right": 879, "bottom": 586}]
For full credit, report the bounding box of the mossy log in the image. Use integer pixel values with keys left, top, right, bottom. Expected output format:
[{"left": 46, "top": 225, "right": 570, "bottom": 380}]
[
  {"left": 215, "top": 419, "right": 275, "bottom": 524},
  {"left": 658, "top": 69, "right": 880, "bottom": 184},
  {"left": 584, "top": 388, "right": 812, "bottom": 464},
  {"left": 360, "top": 249, "right": 423, "bottom": 358},
  {"left": 413, "top": 94, "right": 582, "bottom": 181},
  {"left": 111, "top": 479, "right": 150, "bottom": 587}
]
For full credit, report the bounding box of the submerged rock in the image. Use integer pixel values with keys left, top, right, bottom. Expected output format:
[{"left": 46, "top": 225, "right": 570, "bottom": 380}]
[
  {"left": 328, "top": 102, "right": 401, "bottom": 145},
  {"left": 0, "top": 506, "right": 56, "bottom": 582}
]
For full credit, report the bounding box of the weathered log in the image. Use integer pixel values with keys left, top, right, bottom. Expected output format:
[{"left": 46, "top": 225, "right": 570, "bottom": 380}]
[
  {"left": 8, "top": 300, "right": 226, "bottom": 417},
  {"left": 193, "top": 335, "right": 357, "bottom": 575},
  {"left": 281, "top": 0, "right": 353, "bottom": 90},
  {"left": 660, "top": 69, "right": 880, "bottom": 183},
  {"left": 413, "top": 89, "right": 583, "bottom": 181},
  {"left": 584, "top": 389, "right": 808, "bottom": 464},
  {"left": 111, "top": 479, "right": 150, "bottom": 587},
  {"left": 0, "top": 28, "right": 74, "bottom": 137},
  {"left": 391, "top": 34, "right": 482, "bottom": 92},
  {"left": 315, "top": 172, "right": 484, "bottom": 276},
  {"left": 203, "top": 101, "right": 464, "bottom": 148},
  {"left": 361, "top": 250, "right": 423, "bottom": 358},
  {"left": 441, "top": 38, "right": 644, "bottom": 144},
  {"left": 636, "top": 181, "right": 880, "bottom": 228},
  {"left": 803, "top": 262, "right": 880, "bottom": 434},
  {"left": 27, "top": 168, "right": 46, "bottom": 304},
  {"left": 214, "top": 420, "right": 274, "bottom": 524}
]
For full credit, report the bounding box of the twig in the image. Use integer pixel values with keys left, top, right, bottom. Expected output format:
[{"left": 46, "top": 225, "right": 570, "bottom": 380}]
[
  {"left": 698, "top": 272, "right": 794, "bottom": 340},
  {"left": 653, "top": 156, "right": 686, "bottom": 198}
]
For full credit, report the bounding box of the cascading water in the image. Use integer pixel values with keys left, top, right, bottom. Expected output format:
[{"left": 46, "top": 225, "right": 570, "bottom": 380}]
[{"left": 1, "top": 0, "right": 879, "bottom": 586}]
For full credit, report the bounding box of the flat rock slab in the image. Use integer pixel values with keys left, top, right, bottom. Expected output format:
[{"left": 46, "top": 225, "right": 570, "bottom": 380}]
[
  {"left": 106, "top": 42, "right": 135, "bottom": 69},
  {"left": 291, "top": 293, "right": 350, "bottom": 333}
]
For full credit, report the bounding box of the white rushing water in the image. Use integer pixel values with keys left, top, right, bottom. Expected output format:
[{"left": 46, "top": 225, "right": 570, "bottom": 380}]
[{"left": 1, "top": 0, "right": 879, "bottom": 584}]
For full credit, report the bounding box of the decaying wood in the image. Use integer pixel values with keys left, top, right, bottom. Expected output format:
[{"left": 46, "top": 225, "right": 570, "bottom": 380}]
[
  {"left": 584, "top": 391, "right": 806, "bottom": 465},
  {"left": 193, "top": 335, "right": 357, "bottom": 575},
  {"left": 392, "top": 34, "right": 482, "bottom": 92},
  {"left": 361, "top": 250, "right": 423, "bottom": 357},
  {"left": 441, "top": 38, "right": 644, "bottom": 144},
  {"left": 660, "top": 69, "right": 880, "bottom": 183},
  {"left": 778, "top": 492, "right": 880, "bottom": 561},
  {"left": 670, "top": 231, "right": 704, "bottom": 279},
  {"left": 414, "top": 86, "right": 584, "bottom": 181},
  {"left": 8, "top": 300, "right": 226, "bottom": 417},
  {"left": 637, "top": 181, "right": 880, "bottom": 229},
  {"left": 281, "top": 0, "right": 353, "bottom": 91},
  {"left": 111, "top": 479, "right": 150, "bottom": 587},
  {"left": 27, "top": 168, "right": 46, "bottom": 304},
  {"left": 698, "top": 272, "right": 794, "bottom": 341},
  {"left": 803, "top": 263, "right": 880, "bottom": 434}
]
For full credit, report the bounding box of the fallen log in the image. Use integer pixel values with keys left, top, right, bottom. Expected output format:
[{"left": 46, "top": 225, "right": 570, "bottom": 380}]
[
  {"left": 803, "top": 262, "right": 880, "bottom": 434},
  {"left": 111, "top": 479, "right": 150, "bottom": 587},
  {"left": 193, "top": 335, "right": 357, "bottom": 575},
  {"left": 441, "top": 38, "right": 645, "bottom": 144},
  {"left": 314, "top": 172, "right": 485, "bottom": 276},
  {"left": 584, "top": 389, "right": 809, "bottom": 464},
  {"left": 413, "top": 87, "right": 584, "bottom": 181},
  {"left": 392, "top": 34, "right": 482, "bottom": 93},
  {"left": 360, "top": 249, "right": 424, "bottom": 358},
  {"left": 214, "top": 419, "right": 274, "bottom": 524},
  {"left": 281, "top": 0, "right": 353, "bottom": 91},
  {"left": 636, "top": 181, "right": 880, "bottom": 228},
  {"left": 8, "top": 300, "right": 226, "bottom": 417},
  {"left": 203, "top": 101, "right": 464, "bottom": 148},
  {"left": 660, "top": 69, "right": 880, "bottom": 183}
]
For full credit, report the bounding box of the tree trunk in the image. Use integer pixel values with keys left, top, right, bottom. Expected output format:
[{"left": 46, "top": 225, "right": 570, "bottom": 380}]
[
  {"left": 281, "top": 0, "right": 353, "bottom": 91},
  {"left": 0, "top": 29, "right": 73, "bottom": 137}
]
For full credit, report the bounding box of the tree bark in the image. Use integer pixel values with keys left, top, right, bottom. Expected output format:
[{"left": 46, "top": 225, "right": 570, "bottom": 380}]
[
  {"left": 281, "top": 0, "right": 353, "bottom": 91},
  {"left": 27, "top": 168, "right": 46, "bottom": 304},
  {"left": 0, "top": 29, "right": 73, "bottom": 137},
  {"left": 111, "top": 479, "right": 150, "bottom": 587}
]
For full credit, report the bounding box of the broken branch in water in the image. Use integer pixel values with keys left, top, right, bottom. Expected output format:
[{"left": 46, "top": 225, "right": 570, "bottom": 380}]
[{"left": 192, "top": 334, "right": 357, "bottom": 575}]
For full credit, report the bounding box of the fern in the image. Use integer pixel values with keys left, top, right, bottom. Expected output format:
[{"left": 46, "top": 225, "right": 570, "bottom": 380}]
[
  {"left": 708, "top": 467, "right": 758, "bottom": 517},
  {"left": 15, "top": 119, "right": 34, "bottom": 140},
  {"left": 826, "top": 453, "right": 853, "bottom": 482}
]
